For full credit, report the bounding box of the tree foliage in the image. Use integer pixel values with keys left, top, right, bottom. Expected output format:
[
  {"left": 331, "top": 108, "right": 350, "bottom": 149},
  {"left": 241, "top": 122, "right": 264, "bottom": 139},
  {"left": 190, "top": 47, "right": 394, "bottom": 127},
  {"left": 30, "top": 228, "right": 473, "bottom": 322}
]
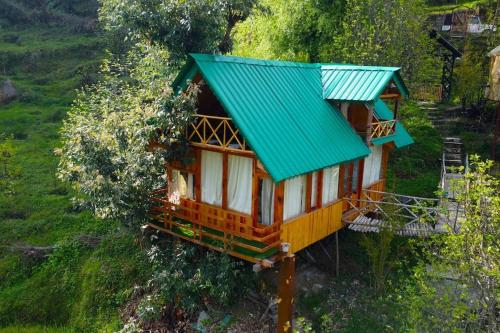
[
  {"left": 233, "top": 0, "right": 440, "bottom": 84},
  {"left": 99, "top": 0, "right": 258, "bottom": 61},
  {"left": 395, "top": 157, "right": 499, "bottom": 332},
  {"left": 58, "top": 45, "right": 198, "bottom": 226},
  {"left": 232, "top": 0, "right": 346, "bottom": 62}
]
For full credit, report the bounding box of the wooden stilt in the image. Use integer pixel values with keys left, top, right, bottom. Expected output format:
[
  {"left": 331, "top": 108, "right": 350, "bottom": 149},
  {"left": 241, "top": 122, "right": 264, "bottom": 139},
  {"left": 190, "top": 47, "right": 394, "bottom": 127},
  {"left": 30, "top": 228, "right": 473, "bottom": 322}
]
[
  {"left": 277, "top": 254, "right": 295, "bottom": 333},
  {"left": 335, "top": 232, "right": 339, "bottom": 277}
]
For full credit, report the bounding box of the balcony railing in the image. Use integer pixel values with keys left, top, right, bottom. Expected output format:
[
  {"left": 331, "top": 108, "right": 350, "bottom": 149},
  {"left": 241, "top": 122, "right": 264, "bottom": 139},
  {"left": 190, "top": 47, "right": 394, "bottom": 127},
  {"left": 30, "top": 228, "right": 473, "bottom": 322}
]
[
  {"left": 187, "top": 114, "right": 247, "bottom": 151},
  {"left": 370, "top": 120, "right": 396, "bottom": 140},
  {"left": 149, "top": 188, "right": 281, "bottom": 262}
]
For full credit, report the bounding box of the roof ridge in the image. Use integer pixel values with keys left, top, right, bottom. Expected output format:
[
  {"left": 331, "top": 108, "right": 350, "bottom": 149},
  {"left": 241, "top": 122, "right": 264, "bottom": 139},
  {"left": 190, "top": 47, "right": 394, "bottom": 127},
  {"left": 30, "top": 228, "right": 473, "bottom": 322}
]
[
  {"left": 190, "top": 53, "right": 321, "bottom": 69},
  {"left": 190, "top": 54, "right": 401, "bottom": 72},
  {"left": 322, "top": 64, "right": 401, "bottom": 71}
]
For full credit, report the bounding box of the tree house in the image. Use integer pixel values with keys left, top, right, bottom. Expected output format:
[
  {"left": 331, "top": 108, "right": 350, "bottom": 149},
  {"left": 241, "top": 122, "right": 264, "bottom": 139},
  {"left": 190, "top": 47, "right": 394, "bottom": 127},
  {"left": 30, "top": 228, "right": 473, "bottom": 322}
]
[{"left": 149, "top": 54, "right": 414, "bottom": 267}]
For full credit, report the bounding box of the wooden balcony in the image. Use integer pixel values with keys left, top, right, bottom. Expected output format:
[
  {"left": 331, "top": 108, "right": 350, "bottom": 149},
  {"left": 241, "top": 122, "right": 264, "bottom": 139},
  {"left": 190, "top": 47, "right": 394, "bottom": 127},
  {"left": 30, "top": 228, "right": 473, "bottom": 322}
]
[
  {"left": 370, "top": 119, "right": 396, "bottom": 140},
  {"left": 149, "top": 188, "right": 281, "bottom": 263},
  {"left": 187, "top": 114, "right": 248, "bottom": 151}
]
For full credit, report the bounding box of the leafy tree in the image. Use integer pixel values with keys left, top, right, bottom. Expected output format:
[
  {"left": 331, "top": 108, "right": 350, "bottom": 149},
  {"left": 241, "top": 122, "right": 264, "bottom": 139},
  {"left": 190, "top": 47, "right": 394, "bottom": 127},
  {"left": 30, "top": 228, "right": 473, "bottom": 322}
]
[
  {"left": 233, "top": 0, "right": 440, "bottom": 84},
  {"left": 332, "top": 0, "right": 439, "bottom": 83},
  {"left": 232, "top": 0, "right": 346, "bottom": 62},
  {"left": 99, "top": 0, "right": 258, "bottom": 61},
  {"left": 395, "top": 157, "right": 499, "bottom": 332},
  {"left": 58, "top": 45, "right": 199, "bottom": 226}
]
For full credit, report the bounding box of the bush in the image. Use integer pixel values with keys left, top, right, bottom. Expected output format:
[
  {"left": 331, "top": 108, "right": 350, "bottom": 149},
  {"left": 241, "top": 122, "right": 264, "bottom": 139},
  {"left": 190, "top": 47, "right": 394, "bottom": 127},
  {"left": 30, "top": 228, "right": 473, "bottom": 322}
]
[{"left": 121, "top": 239, "right": 255, "bottom": 330}]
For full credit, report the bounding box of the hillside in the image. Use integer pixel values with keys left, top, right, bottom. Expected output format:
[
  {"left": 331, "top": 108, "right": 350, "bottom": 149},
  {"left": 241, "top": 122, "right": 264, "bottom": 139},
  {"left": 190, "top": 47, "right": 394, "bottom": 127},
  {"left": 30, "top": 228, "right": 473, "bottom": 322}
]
[
  {"left": 0, "top": 6, "right": 151, "bottom": 332},
  {"left": 1, "top": 1, "right": 494, "bottom": 332}
]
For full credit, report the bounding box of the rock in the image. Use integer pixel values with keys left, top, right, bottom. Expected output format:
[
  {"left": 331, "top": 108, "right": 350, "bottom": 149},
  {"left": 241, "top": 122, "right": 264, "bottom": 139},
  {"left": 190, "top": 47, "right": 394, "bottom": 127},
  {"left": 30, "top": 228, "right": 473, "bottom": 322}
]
[{"left": 0, "top": 80, "right": 17, "bottom": 106}]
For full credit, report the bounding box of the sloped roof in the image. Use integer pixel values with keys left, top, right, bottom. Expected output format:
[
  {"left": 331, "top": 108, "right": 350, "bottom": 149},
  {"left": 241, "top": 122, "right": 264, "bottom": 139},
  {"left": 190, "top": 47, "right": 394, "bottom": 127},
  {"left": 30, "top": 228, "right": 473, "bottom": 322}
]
[
  {"left": 322, "top": 65, "right": 408, "bottom": 102},
  {"left": 174, "top": 54, "right": 413, "bottom": 181},
  {"left": 372, "top": 99, "right": 414, "bottom": 148},
  {"left": 179, "top": 54, "right": 371, "bottom": 182}
]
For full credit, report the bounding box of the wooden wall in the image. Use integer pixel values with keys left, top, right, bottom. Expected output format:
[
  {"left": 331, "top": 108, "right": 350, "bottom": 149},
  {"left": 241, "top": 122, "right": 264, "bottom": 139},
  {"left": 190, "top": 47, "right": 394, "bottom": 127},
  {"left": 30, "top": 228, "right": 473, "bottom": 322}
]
[{"left": 280, "top": 200, "right": 343, "bottom": 253}]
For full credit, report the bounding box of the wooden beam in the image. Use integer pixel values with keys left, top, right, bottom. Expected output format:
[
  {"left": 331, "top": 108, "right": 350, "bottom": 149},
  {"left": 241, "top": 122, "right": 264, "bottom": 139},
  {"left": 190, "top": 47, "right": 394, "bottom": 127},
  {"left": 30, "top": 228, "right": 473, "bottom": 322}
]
[
  {"left": 338, "top": 164, "right": 345, "bottom": 198},
  {"left": 317, "top": 170, "right": 323, "bottom": 209},
  {"left": 277, "top": 255, "right": 295, "bottom": 333},
  {"left": 222, "top": 152, "right": 228, "bottom": 209},
  {"left": 380, "top": 93, "right": 401, "bottom": 100},
  {"left": 356, "top": 159, "right": 365, "bottom": 205},
  {"left": 194, "top": 149, "right": 201, "bottom": 202},
  {"left": 365, "top": 104, "right": 374, "bottom": 143},
  {"left": 190, "top": 142, "right": 255, "bottom": 157},
  {"left": 274, "top": 181, "right": 284, "bottom": 225},
  {"left": 252, "top": 158, "right": 259, "bottom": 227},
  {"left": 305, "top": 173, "right": 312, "bottom": 213}
]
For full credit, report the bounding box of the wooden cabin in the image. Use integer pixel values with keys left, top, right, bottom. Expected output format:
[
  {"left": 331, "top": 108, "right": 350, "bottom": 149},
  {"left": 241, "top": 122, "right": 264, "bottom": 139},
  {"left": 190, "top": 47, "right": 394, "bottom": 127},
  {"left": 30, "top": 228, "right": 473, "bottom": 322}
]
[{"left": 150, "top": 54, "right": 414, "bottom": 266}]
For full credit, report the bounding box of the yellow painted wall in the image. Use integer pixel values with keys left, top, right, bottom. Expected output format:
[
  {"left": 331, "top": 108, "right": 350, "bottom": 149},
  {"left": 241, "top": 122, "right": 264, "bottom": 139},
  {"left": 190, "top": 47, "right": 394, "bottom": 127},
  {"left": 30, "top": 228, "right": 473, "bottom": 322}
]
[{"left": 280, "top": 200, "right": 343, "bottom": 253}]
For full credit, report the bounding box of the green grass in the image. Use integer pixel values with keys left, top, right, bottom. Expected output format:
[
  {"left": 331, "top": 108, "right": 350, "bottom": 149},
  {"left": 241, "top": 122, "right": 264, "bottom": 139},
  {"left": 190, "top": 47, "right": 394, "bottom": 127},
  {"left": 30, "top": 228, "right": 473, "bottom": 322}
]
[
  {"left": 387, "top": 101, "right": 443, "bottom": 197},
  {"left": 0, "top": 24, "right": 149, "bottom": 332}
]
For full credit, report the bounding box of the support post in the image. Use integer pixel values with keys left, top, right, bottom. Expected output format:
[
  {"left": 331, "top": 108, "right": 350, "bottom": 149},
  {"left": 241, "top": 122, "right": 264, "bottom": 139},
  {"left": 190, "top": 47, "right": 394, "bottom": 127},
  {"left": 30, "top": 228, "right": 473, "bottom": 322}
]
[
  {"left": 335, "top": 232, "right": 339, "bottom": 277},
  {"left": 277, "top": 255, "right": 295, "bottom": 333}
]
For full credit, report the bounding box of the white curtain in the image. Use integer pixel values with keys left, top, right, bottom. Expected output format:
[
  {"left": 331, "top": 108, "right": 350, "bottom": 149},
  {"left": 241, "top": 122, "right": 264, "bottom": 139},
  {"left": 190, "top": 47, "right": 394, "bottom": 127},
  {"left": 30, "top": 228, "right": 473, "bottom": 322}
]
[
  {"left": 187, "top": 173, "right": 194, "bottom": 199},
  {"left": 171, "top": 170, "right": 194, "bottom": 200},
  {"left": 311, "top": 172, "right": 318, "bottom": 207},
  {"left": 227, "top": 155, "right": 253, "bottom": 214},
  {"left": 283, "top": 175, "right": 306, "bottom": 221},
  {"left": 363, "top": 146, "right": 383, "bottom": 187},
  {"left": 322, "top": 166, "right": 339, "bottom": 205},
  {"left": 201, "top": 150, "right": 222, "bottom": 206},
  {"left": 260, "top": 178, "right": 275, "bottom": 225}
]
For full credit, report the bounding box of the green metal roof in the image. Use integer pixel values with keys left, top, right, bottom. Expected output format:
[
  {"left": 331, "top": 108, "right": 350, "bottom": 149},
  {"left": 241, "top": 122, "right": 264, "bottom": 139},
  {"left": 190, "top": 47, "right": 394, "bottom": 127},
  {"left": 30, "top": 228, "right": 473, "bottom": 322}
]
[
  {"left": 322, "top": 65, "right": 409, "bottom": 102},
  {"left": 183, "top": 54, "right": 371, "bottom": 182},
  {"left": 373, "top": 99, "right": 414, "bottom": 148},
  {"left": 173, "top": 54, "right": 413, "bottom": 181}
]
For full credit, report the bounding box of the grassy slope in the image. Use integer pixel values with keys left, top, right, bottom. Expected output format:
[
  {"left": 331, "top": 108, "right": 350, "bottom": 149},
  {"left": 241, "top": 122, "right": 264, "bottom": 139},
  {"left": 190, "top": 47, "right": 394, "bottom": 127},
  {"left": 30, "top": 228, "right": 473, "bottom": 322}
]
[{"left": 0, "top": 27, "right": 149, "bottom": 332}]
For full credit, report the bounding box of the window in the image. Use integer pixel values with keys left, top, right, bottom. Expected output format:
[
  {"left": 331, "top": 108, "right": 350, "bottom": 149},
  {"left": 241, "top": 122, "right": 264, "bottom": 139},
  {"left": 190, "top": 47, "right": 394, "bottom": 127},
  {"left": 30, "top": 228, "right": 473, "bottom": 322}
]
[
  {"left": 227, "top": 155, "right": 253, "bottom": 214},
  {"left": 283, "top": 175, "right": 307, "bottom": 221},
  {"left": 201, "top": 150, "right": 223, "bottom": 206},
  {"left": 171, "top": 170, "right": 195, "bottom": 201},
  {"left": 258, "top": 177, "right": 275, "bottom": 225},
  {"left": 322, "top": 166, "right": 339, "bottom": 205},
  {"left": 362, "top": 145, "right": 383, "bottom": 187}
]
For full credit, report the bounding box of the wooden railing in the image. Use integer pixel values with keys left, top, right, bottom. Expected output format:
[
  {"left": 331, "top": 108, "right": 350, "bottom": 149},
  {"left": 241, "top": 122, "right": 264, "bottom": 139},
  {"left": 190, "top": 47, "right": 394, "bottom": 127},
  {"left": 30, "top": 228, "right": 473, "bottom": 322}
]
[
  {"left": 370, "top": 120, "right": 396, "bottom": 140},
  {"left": 187, "top": 114, "right": 247, "bottom": 150},
  {"left": 412, "top": 85, "right": 443, "bottom": 102},
  {"left": 149, "top": 188, "right": 281, "bottom": 262}
]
